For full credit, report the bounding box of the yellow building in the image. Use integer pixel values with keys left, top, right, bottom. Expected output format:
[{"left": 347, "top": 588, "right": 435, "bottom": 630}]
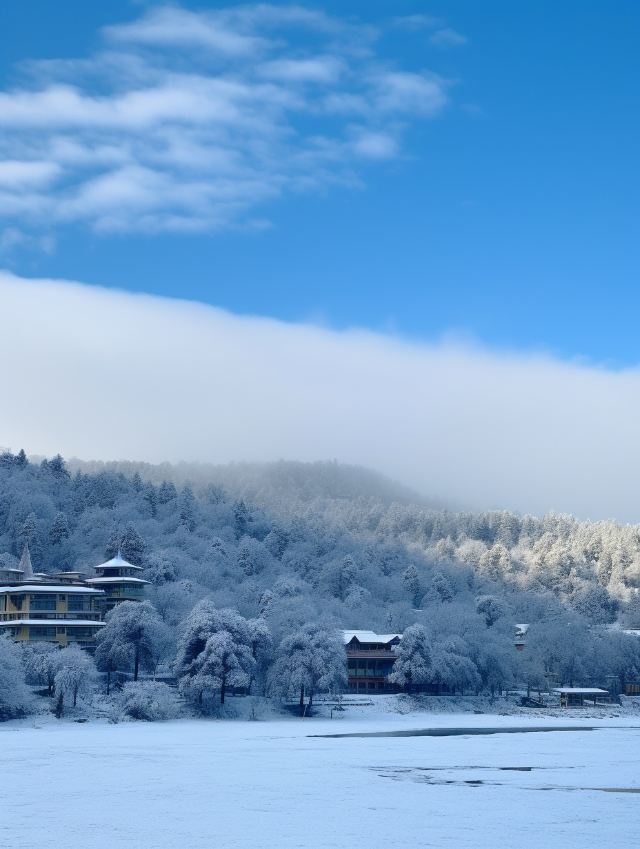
[{"left": 0, "top": 546, "right": 105, "bottom": 647}]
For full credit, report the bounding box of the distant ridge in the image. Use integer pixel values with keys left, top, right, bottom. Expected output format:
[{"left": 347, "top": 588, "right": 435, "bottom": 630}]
[{"left": 61, "top": 457, "right": 453, "bottom": 510}]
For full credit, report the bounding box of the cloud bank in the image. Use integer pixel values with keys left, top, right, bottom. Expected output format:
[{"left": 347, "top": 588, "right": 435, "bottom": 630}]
[
  {"left": 0, "top": 3, "right": 450, "bottom": 236},
  {"left": 1, "top": 271, "right": 637, "bottom": 523}
]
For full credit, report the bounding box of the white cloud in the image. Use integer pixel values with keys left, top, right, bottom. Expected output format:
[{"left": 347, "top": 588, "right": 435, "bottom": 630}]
[
  {"left": 429, "top": 28, "right": 468, "bottom": 48},
  {"left": 0, "top": 4, "right": 450, "bottom": 235},
  {"left": 1, "top": 270, "right": 638, "bottom": 524}
]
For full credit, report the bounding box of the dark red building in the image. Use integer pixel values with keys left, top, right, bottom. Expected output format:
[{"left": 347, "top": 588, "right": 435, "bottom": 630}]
[{"left": 343, "top": 630, "right": 401, "bottom": 693}]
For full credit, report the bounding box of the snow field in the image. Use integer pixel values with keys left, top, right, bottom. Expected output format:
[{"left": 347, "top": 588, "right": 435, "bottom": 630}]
[{"left": 1, "top": 708, "right": 638, "bottom": 849}]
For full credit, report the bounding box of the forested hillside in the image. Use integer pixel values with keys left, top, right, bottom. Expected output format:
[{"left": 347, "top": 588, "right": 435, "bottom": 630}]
[{"left": 2, "top": 449, "right": 639, "bottom": 699}]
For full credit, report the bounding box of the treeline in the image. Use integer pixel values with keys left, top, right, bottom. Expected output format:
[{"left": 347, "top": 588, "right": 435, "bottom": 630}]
[{"left": 0, "top": 450, "right": 639, "bottom": 721}]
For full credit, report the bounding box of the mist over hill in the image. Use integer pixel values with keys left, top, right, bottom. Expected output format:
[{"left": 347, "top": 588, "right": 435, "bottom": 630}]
[{"left": 62, "top": 457, "right": 451, "bottom": 511}]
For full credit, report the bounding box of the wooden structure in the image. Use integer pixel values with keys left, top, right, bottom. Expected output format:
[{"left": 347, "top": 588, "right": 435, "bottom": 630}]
[
  {"left": 552, "top": 687, "right": 610, "bottom": 707},
  {"left": 343, "top": 630, "right": 401, "bottom": 693}
]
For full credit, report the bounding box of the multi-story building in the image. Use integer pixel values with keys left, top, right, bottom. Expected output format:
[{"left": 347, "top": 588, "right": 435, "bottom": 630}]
[
  {"left": 0, "top": 545, "right": 105, "bottom": 647},
  {"left": 85, "top": 551, "right": 151, "bottom": 611},
  {"left": 343, "top": 630, "right": 402, "bottom": 694}
]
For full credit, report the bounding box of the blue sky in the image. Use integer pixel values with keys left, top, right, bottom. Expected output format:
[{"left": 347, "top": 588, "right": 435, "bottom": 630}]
[{"left": 1, "top": 0, "right": 638, "bottom": 366}]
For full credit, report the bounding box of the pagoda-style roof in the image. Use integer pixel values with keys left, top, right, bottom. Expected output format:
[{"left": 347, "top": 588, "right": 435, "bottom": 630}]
[
  {"left": 93, "top": 552, "right": 144, "bottom": 572},
  {"left": 85, "top": 576, "right": 150, "bottom": 585}
]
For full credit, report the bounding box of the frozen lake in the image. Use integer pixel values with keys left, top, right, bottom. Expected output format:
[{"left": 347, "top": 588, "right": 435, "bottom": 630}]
[{"left": 2, "top": 710, "right": 638, "bottom": 849}]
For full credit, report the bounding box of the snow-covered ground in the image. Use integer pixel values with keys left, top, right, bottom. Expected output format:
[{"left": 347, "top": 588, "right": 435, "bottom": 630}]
[{"left": 2, "top": 699, "right": 638, "bottom": 849}]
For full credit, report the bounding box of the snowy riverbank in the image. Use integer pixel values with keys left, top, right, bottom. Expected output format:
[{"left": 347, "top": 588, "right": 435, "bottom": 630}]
[{"left": 2, "top": 702, "right": 639, "bottom": 849}]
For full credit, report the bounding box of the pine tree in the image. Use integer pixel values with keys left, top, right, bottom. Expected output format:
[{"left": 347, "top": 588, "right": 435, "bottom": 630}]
[
  {"left": 233, "top": 499, "right": 249, "bottom": 538},
  {"left": 105, "top": 522, "right": 146, "bottom": 565},
  {"left": 143, "top": 483, "right": 158, "bottom": 517},
  {"left": 402, "top": 565, "right": 421, "bottom": 607},
  {"left": 50, "top": 512, "right": 70, "bottom": 546},
  {"left": 48, "top": 454, "right": 69, "bottom": 480},
  {"left": 179, "top": 486, "right": 196, "bottom": 532},
  {"left": 237, "top": 546, "right": 254, "bottom": 576},
  {"left": 158, "top": 481, "right": 177, "bottom": 504}
]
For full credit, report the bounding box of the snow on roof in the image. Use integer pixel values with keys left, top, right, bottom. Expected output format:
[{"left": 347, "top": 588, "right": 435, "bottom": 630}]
[
  {"left": 342, "top": 630, "right": 402, "bottom": 645},
  {"left": 93, "top": 551, "right": 143, "bottom": 571},
  {"left": 551, "top": 688, "right": 609, "bottom": 694},
  {"left": 0, "top": 619, "right": 105, "bottom": 627},
  {"left": 0, "top": 584, "right": 104, "bottom": 594},
  {"left": 85, "top": 576, "right": 150, "bottom": 585}
]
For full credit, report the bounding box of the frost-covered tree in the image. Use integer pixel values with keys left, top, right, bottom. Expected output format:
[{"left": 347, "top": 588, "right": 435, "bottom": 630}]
[
  {"left": 237, "top": 546, "right": 254, "bottom": 576},
  {"left": 54, "top": 644, "right": 97, "bottom": 709},
  {"left": 429, "top": 571, "right": 453, "bottom": 603},
  {"left": 23, "top": 641, "right": 64, "bottom": 696},
  {"left": 187, "top": 631, "right": 255, "bottom": 704},
  {"left": 179, "top": 486, "right": 196, "bottom": 532},
  {"left": 49, "top": 512, "right": 70, "bottom": 546},
  {"left": 175, "top": 601, "right": 255, "bottom": 704},
  {"left": 402, "top": 565, "right": 421, "bottom": 608},
  {"left": 233, "top": 499, "right": 249, "bottom": 538},
  {"left": 479, "top": 544, "right": 511, "bottom": 581},
  {"left": 476, "top": 595, "right": 506, "bottom": 627},
  {"left": 0, "top": 635, "right": 33, "bottom": 720},
  {"left": 105, "top": 522, "right": 146, "bottom": 565},
  {"left": 387, "top": 624, "right": 432, "bottom": 691},
  {"left": 158, "top": 480, "right": 177, "bottom": 504},
  {"left": 118, "top": 681, "right": 181, "bottom": 721},
  {"left": 96, "top": 601, "right": 165, "bottom": 682},
  {"left": 247, "top": 617, "right": 273, "bottom": 696},
  {"left": 269, "top": 624, "right": 346, "bottom": 708}
]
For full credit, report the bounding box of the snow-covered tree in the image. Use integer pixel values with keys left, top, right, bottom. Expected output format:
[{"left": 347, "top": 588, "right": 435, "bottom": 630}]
[
  {"left": 387, "top": 624, "right": 431, "bottom": 691},
  {"left": 23, "top": 641, "right": 63, "bottom": 696},
  {"left": 0, "top": 636, "right": 33, "bottom": 720},
  {"left": 179, "top": 486, "right": 196, "bottom": 532},
  {"left": 105, "top": 522, "right": 146, "bottom": 565},
  {"left": 49, "top": 512, "right": 70, "bottom": 546},
  {"left": 402, "top": 565, "right": 421, "bottom": 608},
  {"left": 269, "top": 623, "right": 346, "bottom": 708},
  {"left": 54, "top": 644, "right": 97, "bottom": 709},
  {"left": 96, "top": 601, "right": 165, "bottom": 682},
  {"left": 118, "top": 681, "right": 181, "bottom": 721},
  {"left": 175, "top": 601, "right": 255, "bottom": 704},
  {"left": 476, "top": 595, "right": 506, "bottom": 627}
]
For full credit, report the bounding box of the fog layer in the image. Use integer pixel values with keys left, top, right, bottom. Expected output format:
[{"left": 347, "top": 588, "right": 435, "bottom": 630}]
[{"left": 1, "top": 271, "right": 637, "bottom": 522}]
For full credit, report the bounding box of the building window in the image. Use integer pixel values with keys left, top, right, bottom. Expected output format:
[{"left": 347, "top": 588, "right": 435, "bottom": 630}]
[
  {"left": 66, "top": 627, "right": 94, "bottom": 640},
  {"left": 56, "top": 627, "right": 66, "bottom": 635},
  {"left": 29, "top": 627, "right": 56, "bottom": 638},
  {"left": 67, "top": 596, "right": 89, "bottom": 611},
  {"left": 30, "top": 594, "right": 57, "bottom": 611}
]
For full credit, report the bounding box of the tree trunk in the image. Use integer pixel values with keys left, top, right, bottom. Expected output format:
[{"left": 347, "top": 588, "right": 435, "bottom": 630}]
[
  {"left": 134, "top": 652, "right": 139, "bottom": 682},
  {"left": 299, "top": 686, "right": 305, "bottom": 708},
  {"left": 220, "top": 678, "right": 226, "bottom": 704},
  {"left": 73, "top": 686, "right": 78, "bottom": 708},
  {"left": 106, "top": 668, "right": 111, "bottom": 696}
]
